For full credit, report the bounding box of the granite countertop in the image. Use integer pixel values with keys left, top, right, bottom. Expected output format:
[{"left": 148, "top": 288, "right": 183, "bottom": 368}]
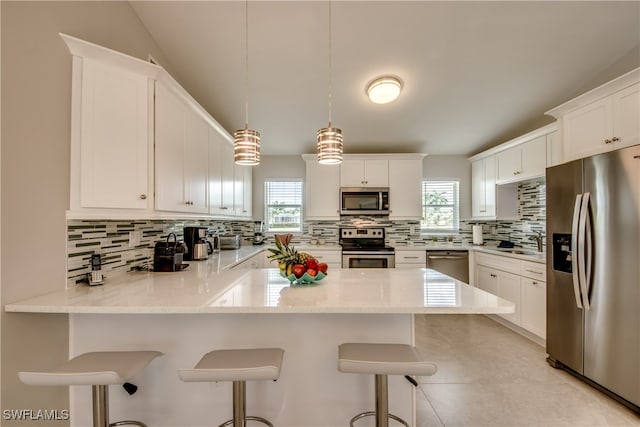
[{"left": 5, "top": 264, "right": 513, "bottom": 315}]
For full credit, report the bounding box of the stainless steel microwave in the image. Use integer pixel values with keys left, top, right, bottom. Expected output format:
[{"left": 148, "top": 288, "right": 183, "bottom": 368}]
[{"left": 340, "top": 187, "right": 389, "bottom": 215}]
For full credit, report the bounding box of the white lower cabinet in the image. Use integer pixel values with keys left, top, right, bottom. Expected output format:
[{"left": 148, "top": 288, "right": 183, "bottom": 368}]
[
  {"left": 475, "top": 252, "right": 546, "bottom": 339},
  {"left": 395, "top": 250, "right": 427, "bottom": 268},
  {"left": 521, "top": 277, "right": 546, "bottom": 339}
]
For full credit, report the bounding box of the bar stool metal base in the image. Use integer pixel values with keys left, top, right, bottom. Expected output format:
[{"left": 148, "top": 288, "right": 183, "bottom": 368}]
[
  {"left": 218, "top": 381, "right": 273, "bottom": 427},
  {"left": 92, "top": 385, "right": 147, "bottom": 427},
  {"left": 348, "top": 375, "right": 409, "bottom": 427}
]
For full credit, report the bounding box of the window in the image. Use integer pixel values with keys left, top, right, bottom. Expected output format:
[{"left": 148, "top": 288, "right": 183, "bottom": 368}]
[
  {"left": 421, "top": 180, "right": 459, "bottom": 233},
  {"left": 264, "top": 180, "right": 303, "bottom": 232}
]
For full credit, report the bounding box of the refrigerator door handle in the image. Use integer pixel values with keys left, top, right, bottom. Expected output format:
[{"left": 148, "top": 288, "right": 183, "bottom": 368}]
[
  {"left": 571, "top": 194, "right": 584, "bottom": 309},
  {"left": 579, "top": 192, "right": 592, "bottom": 310}
]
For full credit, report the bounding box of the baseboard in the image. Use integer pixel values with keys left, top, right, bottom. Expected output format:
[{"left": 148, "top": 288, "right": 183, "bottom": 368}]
[{"left": 485, "top": 314, "right": 546, "bottom": 347}]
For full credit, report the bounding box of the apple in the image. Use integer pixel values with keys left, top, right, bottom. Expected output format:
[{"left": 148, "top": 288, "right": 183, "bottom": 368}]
[
  {"left": 306, "top": 258, "right": 319, "bottom": 270},
  {"left": 292, "top": 263, "right": 306, "bottom": 278},
  {"left": 307, "top": 268, "right": 317, "bottom": 277},
  {"left": 317, "top": 263, "right": 328, "bottom": 274}
]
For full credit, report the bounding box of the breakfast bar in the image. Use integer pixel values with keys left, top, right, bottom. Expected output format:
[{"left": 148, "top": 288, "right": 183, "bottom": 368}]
[{"left": 6, "top": 266, "right": 513, "bottom": 426}]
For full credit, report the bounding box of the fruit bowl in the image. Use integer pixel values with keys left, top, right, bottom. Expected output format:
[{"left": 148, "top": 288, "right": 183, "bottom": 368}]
[{"left": 280, "top": 271, "right": 326, "bottom": 286}]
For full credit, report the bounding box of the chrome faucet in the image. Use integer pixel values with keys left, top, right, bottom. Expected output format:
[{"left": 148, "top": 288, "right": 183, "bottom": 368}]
[{"left": 528, "top": 231, "right": 543, "bottom": 252}]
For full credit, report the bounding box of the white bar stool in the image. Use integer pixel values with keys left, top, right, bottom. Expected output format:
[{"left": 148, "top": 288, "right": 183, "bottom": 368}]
[
  {"left": 338, "top": 343, "right": 437, "bottom": 427},
  {"left": 19, "top": 350, "right": 163, "bottom": 427},
  {"left": 178, "top": 348, "right": 284, "bottom": 427}
]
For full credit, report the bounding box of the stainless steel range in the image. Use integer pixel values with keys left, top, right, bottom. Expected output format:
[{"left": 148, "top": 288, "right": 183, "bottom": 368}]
[{"left": 340, "top": 227, "right": 395, "bottom": 268}]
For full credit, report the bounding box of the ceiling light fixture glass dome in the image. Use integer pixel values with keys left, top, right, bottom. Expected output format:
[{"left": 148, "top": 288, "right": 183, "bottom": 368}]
[{"left": 367, "top": 76, "right": 402, "bottom": 104}]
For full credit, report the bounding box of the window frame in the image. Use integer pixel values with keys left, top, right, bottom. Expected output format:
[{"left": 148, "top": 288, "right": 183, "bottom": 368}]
[
  {"left": 421, "top": 179, "right": 460, "bottom": 235},
  {"left": 264, "top": 179, "right": 304, "bottom": 233}
]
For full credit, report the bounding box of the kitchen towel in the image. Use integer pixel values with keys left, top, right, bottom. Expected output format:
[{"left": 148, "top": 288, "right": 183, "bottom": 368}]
[{"left": 472, "top": 225, "right": 484, "bottom": 245}]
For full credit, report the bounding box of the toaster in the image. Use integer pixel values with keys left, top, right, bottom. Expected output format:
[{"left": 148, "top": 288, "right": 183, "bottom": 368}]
[{"left": 219, "top": 234, "right": 241, "bottom": 250}]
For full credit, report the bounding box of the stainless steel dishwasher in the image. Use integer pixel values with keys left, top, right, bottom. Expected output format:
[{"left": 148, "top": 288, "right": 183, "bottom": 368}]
[{"left": 426, "top": 250, "right": 469, "bottom": 283}]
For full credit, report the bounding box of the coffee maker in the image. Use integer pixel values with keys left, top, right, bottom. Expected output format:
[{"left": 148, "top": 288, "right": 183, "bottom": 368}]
[
  {"left": 184, "top": 226, "right": 212, "bottom": 261},
  {"left": 252, "top": 221, "right": 265, "bottom": 245}
]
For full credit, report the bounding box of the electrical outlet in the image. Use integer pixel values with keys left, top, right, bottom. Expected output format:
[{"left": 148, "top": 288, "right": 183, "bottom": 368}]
[{"left": 128, "top": 231, "right": 141, "bottom": 248}]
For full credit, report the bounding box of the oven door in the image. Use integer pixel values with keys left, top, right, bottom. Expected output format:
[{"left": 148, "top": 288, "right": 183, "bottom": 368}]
[{"left": 342, "top": 252, "right": 395, "bottom": 268}]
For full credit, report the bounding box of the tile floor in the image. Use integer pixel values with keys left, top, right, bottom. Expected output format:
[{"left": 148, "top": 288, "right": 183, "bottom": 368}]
[{"left": 414, "top": 314, "right": 640, "bottom": 427}]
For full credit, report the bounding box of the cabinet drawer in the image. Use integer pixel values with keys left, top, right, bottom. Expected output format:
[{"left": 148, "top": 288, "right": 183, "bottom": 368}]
[
  {"left": 396, "top": 250, "right": 426, "bottom": 264},
  {"left": 521, "top": 260, "right": 546, "bottom": 281},
  {"left": 475, "top": 252, "right": 520, "bottom": 274}
]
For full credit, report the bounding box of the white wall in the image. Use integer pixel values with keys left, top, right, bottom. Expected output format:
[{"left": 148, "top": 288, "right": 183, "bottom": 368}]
[{"left": 1, "top": 2, "right": 174, "bottom": 422}]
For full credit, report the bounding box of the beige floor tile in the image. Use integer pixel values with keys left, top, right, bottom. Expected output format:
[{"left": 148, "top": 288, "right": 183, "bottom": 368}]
[{"left": 414, "top": 314, "right": 640, "bottom": 427}]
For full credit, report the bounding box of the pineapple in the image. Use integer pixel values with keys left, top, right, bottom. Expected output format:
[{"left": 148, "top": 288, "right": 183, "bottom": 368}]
[{"left": 267, "top": 234, "right": 316, "bottom": 275}]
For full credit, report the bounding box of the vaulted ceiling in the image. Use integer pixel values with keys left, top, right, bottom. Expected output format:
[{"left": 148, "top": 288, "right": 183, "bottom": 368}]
[{"left": 129, "top": 1, "right": 640, "bottom": 156}]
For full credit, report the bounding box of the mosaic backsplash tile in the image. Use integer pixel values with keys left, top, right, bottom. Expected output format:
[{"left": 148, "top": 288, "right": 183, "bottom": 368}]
[{"left": 67, "top": 179, "right": 546, "bottom": 285}]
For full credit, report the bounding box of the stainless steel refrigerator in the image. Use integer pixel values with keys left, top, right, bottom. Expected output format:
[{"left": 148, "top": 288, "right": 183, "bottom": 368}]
[{"left": 546, "top": 144, "right": 640, "bottom": 411}]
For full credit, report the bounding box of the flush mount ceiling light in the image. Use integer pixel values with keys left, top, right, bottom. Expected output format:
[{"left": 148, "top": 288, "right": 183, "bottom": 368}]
[
  {"left": 234, "top": 0, "right": 260, "bottom": 166},
  {"left": 317, "top": 0, "right": 343, "bottom": 165},
  {"left": 367, "top": 76, "right": 402, "bottom": 104}
]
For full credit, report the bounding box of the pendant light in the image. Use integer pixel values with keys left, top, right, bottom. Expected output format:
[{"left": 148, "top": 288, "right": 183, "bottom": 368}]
[
  {"left": 317, "top": 0, "right": 343, "bottom": 165},
  {"left": 234, "top": 0, "right": 260, "bottom": 166}
]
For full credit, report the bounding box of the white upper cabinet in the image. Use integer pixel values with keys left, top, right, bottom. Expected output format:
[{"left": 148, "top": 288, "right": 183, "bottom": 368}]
[
  {"left": 303, "top": 155, "right": 340, "bottom": 220},
  {"left": 62, "top": 34, "right": 160, "bottom": 215},
  {"left": 341, "top": 159, "right": 389, "bottom": 187},
  {"left": 234, "top": 164, "right": 252, "bottom": 217},
  {"left": 388, "top": 158, "right": 423, "bottom": 220},
  {"left": 155, "top": 82, "right": 208, "bottom": 214},
  {"left": 496, "top": 135, "right": 546, "bottom": 184},
  {"left": 546, "top": 68, "right": 639, "bottom": 163},
  {"left": 471, "top": 156, "right": 496, "bottom": 218}
]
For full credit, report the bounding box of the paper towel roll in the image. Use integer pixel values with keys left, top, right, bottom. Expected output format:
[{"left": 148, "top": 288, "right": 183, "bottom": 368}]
[{"left": 472, "top": 225, "right": 484, "bottom": 245}]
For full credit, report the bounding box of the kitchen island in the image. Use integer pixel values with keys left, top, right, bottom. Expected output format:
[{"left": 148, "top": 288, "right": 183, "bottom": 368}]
[{"left": 6, "top": 265, "right": 513, "bottom": 426}]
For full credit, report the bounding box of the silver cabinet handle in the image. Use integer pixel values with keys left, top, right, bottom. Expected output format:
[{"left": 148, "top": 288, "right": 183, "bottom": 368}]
[
  {"left": 490, "top": 274, "right": 497, "bottom": 278},
  {"left": 403, "top": 256, "right": 420, "bottom": 259},
  {"left": 612, "top": 137, "right": 620, "bottom": 142},
  {"left": 604, "top": 139, "right": 613, "bottom": 144},
  {"left": 524, "top": 269, "right": 543, "bottom": 275},
  {"left": 140, "top": 194, "right": 147, "bottom": 200},
  {"left": 428, "top": 255, "right": 467, "bottom": 260}
]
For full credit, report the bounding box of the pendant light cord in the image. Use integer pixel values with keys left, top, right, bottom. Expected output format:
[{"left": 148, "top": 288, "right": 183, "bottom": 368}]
[
  {"left": 328, "top": 0, "right": 333, "bottom": 127},
  {"left": 244, "top": 0, "right": 250, "bottom": 129}
]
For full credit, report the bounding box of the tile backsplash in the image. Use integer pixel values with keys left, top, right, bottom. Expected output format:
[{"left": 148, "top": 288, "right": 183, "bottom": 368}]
[{"left": 67, "top": 179, "right": 546, "bottom": 285}]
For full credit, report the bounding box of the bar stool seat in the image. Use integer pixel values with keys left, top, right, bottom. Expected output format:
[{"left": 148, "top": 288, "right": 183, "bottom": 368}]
[
  {"left": 179, "top": 348, "right": 284, "bottom": 427},
  {"left": 19, "top": 351, "right": 162, "bottom": 427},
  {"left": 338, "top": 343, "right": 437, "bottom": 427}
]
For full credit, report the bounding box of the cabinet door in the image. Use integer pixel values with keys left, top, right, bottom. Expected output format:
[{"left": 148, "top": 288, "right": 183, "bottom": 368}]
[
  {"left": 221, "top": 141, "right": 235, "bottom": 214},
  {"left": 305, "top": 160, "right": 340, "bottom": 219},
  {"left": 155, "top": 82, "right": 187, "bottom": 212},
  {"left": 522, "top": 278, "right": 546, "bottom": 338},
  {"left": 184, "top": 112, "right": 209, "bottom": 213},
  {"left": 612, "top": 83, "right": 640, "bottom": 149},
  {"left": 340, "top": 159, "right": 389, "bottom": 187},
  {"left": 364, "top": 159, "right": 389, "bottom": 187},
  {"left": 208, "top": 127, "right": 224, "bottom": 215},
  {"left": 243, "top": 165, "right": 253, "bottom": 218},
  {"left": 520, "top": 135, "right": 546, "bottom": 180},
  {"left": 546, "top": 130, "right": 562, "bottom": 167},
  {"left": 79, "top": 59, "right": 150, "bottom": 209},
  {"left": 234, "top": 164, "right": 252, "bottom": 217},
  {"left": 563, "top": 97, "right": 613, "bottom": 162},
  {"left": 476, "top": 265, "right": 498, "bottom": 295},
  {"left": 498, "top": 270, "right": 522, "bottom": 326},
  {"left": 340, "top": 159, "right": 366, "bottom": 186},
  {"left": 496, "top": 147, "right": 522, "bottom": 183},
  {"left": 472, "top": 157, "right": 496, "bottom": 218},
  {"left": 388, "top": 159, "right": 423, "bottom": 220}
]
